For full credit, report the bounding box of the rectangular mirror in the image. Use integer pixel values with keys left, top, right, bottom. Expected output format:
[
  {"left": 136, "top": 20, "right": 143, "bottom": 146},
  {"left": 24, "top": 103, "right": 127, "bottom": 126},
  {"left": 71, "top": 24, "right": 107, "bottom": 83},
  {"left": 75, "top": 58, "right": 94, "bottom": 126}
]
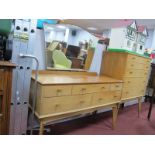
[{"left": 43, "top": 23, "right": 100, "bottom": 71}]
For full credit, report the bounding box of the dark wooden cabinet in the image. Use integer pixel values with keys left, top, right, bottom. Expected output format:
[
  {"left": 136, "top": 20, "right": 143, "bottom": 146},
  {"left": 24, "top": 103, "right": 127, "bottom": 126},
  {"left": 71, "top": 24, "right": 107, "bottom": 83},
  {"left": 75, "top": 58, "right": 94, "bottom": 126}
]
[{"left": 0, "top": 61, "right": 16, "bottom": 135}]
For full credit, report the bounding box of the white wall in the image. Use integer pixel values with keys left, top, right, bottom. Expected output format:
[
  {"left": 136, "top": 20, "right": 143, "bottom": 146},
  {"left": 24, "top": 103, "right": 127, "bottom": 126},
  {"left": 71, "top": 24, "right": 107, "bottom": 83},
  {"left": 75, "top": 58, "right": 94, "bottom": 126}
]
[
  {"left": 145, "top": 29, "right": 154, "bottom": 48},
  {"left": 32, "top": 29, "right": 46, "bottom": 70},
  {"left": 68, "top": 29, "right": 98, "bottom": 47},
  {"left": 55, "top": 31, "right": 65, "bottom": 41},
  {"left": 102, "top": 29, "right": 111, "bottom": 38},
  {"left": 45, "top": 30, "right": 65, "bottom": 42}
]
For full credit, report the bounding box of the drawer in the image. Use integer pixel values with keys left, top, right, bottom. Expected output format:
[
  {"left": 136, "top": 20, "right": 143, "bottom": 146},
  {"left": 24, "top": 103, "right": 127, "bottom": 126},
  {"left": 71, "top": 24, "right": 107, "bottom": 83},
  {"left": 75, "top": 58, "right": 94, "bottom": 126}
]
[
  {"left": 36, "top": 94, "right": 92, "bottom": 115},
  {"left": 126, "top": 61, "right": 150, "bottom": 70},
  {"left": 123, "top": 77, "right": 147, "bottom": 89},
  {"left": 0, "top": 69, "right": 4, "bottom": 91},
  {"left": 122, "top": 88, "right": 145, "bottom": 99},
  {"left": 72, "top": 84, "right": 110, "bottom": 95},
  {"left": 124, "top": 69, "right": 148, "bottom": 77},
  {"left": 92, "top": 91, "right": 121, "bottom": 106},
  {"left": 97, "top": 84, "right": 110, "bottom": 92},
  {"left": 127, "top": 54, "right": 151, "bottom": 64},
  {"left": 110, "top": 83, "right": 122, "bottom": 91},
  {"left": 41, "top": 85, "right": 72, "bottom": 97}
]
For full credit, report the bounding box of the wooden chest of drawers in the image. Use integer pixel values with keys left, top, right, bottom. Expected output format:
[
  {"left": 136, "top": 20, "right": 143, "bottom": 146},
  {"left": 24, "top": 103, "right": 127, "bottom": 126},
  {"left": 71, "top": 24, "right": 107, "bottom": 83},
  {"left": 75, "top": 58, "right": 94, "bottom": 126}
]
[
  {"left": 30, "top": 70, "right": 123, "bottom": 134},
  {"left": 101, "top": 52, "right": 151, "bottom": 101}
]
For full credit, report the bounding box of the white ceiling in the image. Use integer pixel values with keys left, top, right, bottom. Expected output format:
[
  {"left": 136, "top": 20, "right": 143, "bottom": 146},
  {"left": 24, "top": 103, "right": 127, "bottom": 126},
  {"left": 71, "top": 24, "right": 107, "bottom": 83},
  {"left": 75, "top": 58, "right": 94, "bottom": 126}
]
[{"left": 63, "top": 19, "right": 155, "bottom": 34}]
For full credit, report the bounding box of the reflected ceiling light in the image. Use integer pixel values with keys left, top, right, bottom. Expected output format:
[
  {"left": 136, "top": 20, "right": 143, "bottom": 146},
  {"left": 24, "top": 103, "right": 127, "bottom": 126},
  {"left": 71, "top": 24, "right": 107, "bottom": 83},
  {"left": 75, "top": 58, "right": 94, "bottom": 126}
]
[
  {"left": 87, "top": 27, "right": 98, "bottom": 31},
  {"left": 47, "top": 27, "right": 54, "bottom": 30},
  {"left": 57, "top": 25, "right": 66, "bottom": 29}
]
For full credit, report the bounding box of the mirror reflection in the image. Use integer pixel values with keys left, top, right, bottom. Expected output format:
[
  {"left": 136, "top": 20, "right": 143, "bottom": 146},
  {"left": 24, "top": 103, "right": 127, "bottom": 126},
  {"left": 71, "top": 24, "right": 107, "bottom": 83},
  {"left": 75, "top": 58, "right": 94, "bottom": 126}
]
[{"left": 43, "top": 24, "right": 100, "bottom": 70}]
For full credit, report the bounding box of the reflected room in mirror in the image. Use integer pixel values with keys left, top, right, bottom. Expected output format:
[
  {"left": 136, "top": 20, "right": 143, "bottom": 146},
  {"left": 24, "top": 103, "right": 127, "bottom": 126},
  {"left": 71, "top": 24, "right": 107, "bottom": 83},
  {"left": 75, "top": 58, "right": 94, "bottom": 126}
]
[{"left": 43, "top": 23, "right": 106, "bottom": 71}]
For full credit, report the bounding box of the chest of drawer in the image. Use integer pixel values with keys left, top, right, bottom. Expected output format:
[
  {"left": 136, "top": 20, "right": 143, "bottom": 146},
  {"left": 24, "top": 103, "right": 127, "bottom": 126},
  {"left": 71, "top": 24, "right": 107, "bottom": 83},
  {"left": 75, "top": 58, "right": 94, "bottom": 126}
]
[
  {"left": 110, "top": 83, "right": 122, "bottom": 91},
  {"left": 0, "top": 69, "right": 4, "bottom": 91},
  {"left": 124, "top": 69, "right": 148, "bottom": 77},
  {"left": 37, "top": 94, "right": 92, "bottom": 115},
  {"left": 72, "top": 84, "right": 110, "bottom": 95},
  {"left": 92, "top": 91, "right": 121, "bottom": 106},
  {"left": 126, "top": 61, "right": 150, "bottom": 70},
  {"left": 41, "top": 85, "right": 72, "bottom": 97}
]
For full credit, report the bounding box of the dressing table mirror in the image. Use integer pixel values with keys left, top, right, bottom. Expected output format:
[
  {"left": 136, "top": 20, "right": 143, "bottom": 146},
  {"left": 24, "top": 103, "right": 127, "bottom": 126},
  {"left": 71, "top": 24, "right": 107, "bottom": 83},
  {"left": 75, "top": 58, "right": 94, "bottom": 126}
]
[{"left": 43, "top": 23, "right": 108, "bottom": 71}]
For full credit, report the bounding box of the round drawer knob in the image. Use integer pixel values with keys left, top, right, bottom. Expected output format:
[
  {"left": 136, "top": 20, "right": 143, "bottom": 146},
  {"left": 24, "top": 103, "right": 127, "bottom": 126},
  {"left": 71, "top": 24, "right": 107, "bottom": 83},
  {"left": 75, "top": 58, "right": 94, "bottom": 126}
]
[{"left": 79, "top": 101, "right": 84, "bottom": 105}]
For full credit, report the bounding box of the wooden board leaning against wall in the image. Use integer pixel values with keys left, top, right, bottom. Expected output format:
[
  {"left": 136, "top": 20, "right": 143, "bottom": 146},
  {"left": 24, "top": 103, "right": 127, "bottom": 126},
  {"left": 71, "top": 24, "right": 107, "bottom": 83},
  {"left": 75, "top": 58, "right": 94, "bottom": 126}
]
[{"left": 100, "top": 51, "right": 151, "bottom": 116}]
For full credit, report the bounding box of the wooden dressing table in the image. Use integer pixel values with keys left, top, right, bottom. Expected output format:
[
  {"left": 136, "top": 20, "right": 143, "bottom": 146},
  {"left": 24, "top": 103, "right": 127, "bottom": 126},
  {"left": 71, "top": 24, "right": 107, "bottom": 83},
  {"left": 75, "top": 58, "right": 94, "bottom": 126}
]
[{"left": 30, "top": 70, "right": 123, "bottom": 134}]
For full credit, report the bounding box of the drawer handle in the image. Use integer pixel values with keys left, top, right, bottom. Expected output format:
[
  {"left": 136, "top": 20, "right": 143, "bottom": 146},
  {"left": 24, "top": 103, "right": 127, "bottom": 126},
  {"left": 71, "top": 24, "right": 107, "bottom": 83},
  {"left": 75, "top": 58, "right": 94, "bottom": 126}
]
[
  {"left": 129, "top": 71, "right": 133, "bottom": 74},
  {"left": 127, "top": 81, "right": 131, "bottom": 83},
  {"left": 57, "top": 89, "right": 62, "bottom": 95},
  {"left": 113, "top": 96, "right": 118, "bottom": 98},
  {"left": 132, "top": 57, "right": 136, "bottom": 60},
  {"left": 55, "top": 104, "right": 59, "bottom": 109},
  {"left": 79, "top": 101, "right": 84, "bottom": 104},
  {"left": 115, "top": 85, "right": 119, "bottom": 87},
  {"left": 131, "top": 64, "right": 134, "bottom": 67},
  {"left": 101, "top": 87, "right": 105, "bottom": 89},
  {"left": 81, "top": 88, "right": 86, "bottom": 92},
  {"left": 98, "top": 98, "right": 103, "bottom": 101},
  {"left": 126, "top": 92, "right": 129, "bottom": 94}
]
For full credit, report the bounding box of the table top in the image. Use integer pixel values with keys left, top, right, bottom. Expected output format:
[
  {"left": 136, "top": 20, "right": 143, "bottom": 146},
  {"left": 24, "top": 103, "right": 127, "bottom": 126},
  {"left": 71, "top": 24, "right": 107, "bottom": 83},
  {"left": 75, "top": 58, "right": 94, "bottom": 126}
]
[
  {"left": 32, "top": 70, "right": 123, "bottom": 85},
  {"left": 0, "top": 61, "right": 16, "bottom": 67}
]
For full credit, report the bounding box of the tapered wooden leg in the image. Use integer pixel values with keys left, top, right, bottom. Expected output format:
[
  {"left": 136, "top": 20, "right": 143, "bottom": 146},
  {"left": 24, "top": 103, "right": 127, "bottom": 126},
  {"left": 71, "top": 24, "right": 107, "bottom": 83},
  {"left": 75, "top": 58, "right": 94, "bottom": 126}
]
[
  {"left": 112, "top": 106, "right": 118, "bottom": 129},
  {"left": 138, "top": 97, "right": 142, "bottom": 117},
  {"left": 39, "top": 121, "right": 44, "bottom": 135}
]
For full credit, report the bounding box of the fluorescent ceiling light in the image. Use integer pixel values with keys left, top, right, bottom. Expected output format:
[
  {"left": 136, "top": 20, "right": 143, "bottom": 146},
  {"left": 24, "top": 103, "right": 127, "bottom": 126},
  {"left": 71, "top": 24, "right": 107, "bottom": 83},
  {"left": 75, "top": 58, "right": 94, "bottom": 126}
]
[
  {"left": 87, "top": 27, "right": 98, "bottom": 31},
  {"left": 47, "top": 27, "right": 54, "bottom": 30},
  {"left": 57, "top": 25, "right": 66, "bottom": 29}
]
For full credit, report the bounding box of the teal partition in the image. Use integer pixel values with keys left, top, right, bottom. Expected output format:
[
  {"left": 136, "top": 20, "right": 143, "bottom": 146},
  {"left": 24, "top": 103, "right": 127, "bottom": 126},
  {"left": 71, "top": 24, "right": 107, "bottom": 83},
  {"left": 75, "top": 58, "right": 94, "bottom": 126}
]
[{"left": 0, "top": 19, "right": 12, "bottom": 36}]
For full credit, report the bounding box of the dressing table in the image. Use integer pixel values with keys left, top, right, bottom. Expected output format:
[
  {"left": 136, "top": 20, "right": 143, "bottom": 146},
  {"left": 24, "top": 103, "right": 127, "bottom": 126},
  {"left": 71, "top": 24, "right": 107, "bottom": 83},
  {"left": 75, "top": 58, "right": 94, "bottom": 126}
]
[{"left": 30, "top": 70, "right": 123, "bottom": 134}]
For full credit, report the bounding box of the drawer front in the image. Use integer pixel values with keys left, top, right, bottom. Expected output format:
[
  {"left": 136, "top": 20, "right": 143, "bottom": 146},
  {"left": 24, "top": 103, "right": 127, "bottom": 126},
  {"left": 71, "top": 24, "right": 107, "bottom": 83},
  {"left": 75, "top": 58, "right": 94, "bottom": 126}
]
[
  {"left": 97, "top": 84, "right": 110, "bottom": 92},
  {"left": 124, "top": 69, "right": 148, "bottom": 77},
  {"left": 123, "top": 77, "right": 147, "bottom": 89},
  {"left": 92, "top": 91, "right": 121, "bottom": 106},
  {"left": 127, "top": 54, "right": 150, "bottom": 65},
  {"left": 126, "top": 61, "right": 150, "bottom": 70},
  {"left": 37, "top": 94, "right": 92, "bottom": 115},
  {"left": 42, "top": 85, "right": 72, "bottom": 97},
  {"left": 122, "top": 88, "right": 145, "bottom": 99},
  {"left": 110, "top": 83, "right": 122, "bottom": 91},
  {"left": 72, "top": 84, "right": 110, "bottom": 95},
  {"left": 0, "top": 69, "right": 4, "bottom": 91}
]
